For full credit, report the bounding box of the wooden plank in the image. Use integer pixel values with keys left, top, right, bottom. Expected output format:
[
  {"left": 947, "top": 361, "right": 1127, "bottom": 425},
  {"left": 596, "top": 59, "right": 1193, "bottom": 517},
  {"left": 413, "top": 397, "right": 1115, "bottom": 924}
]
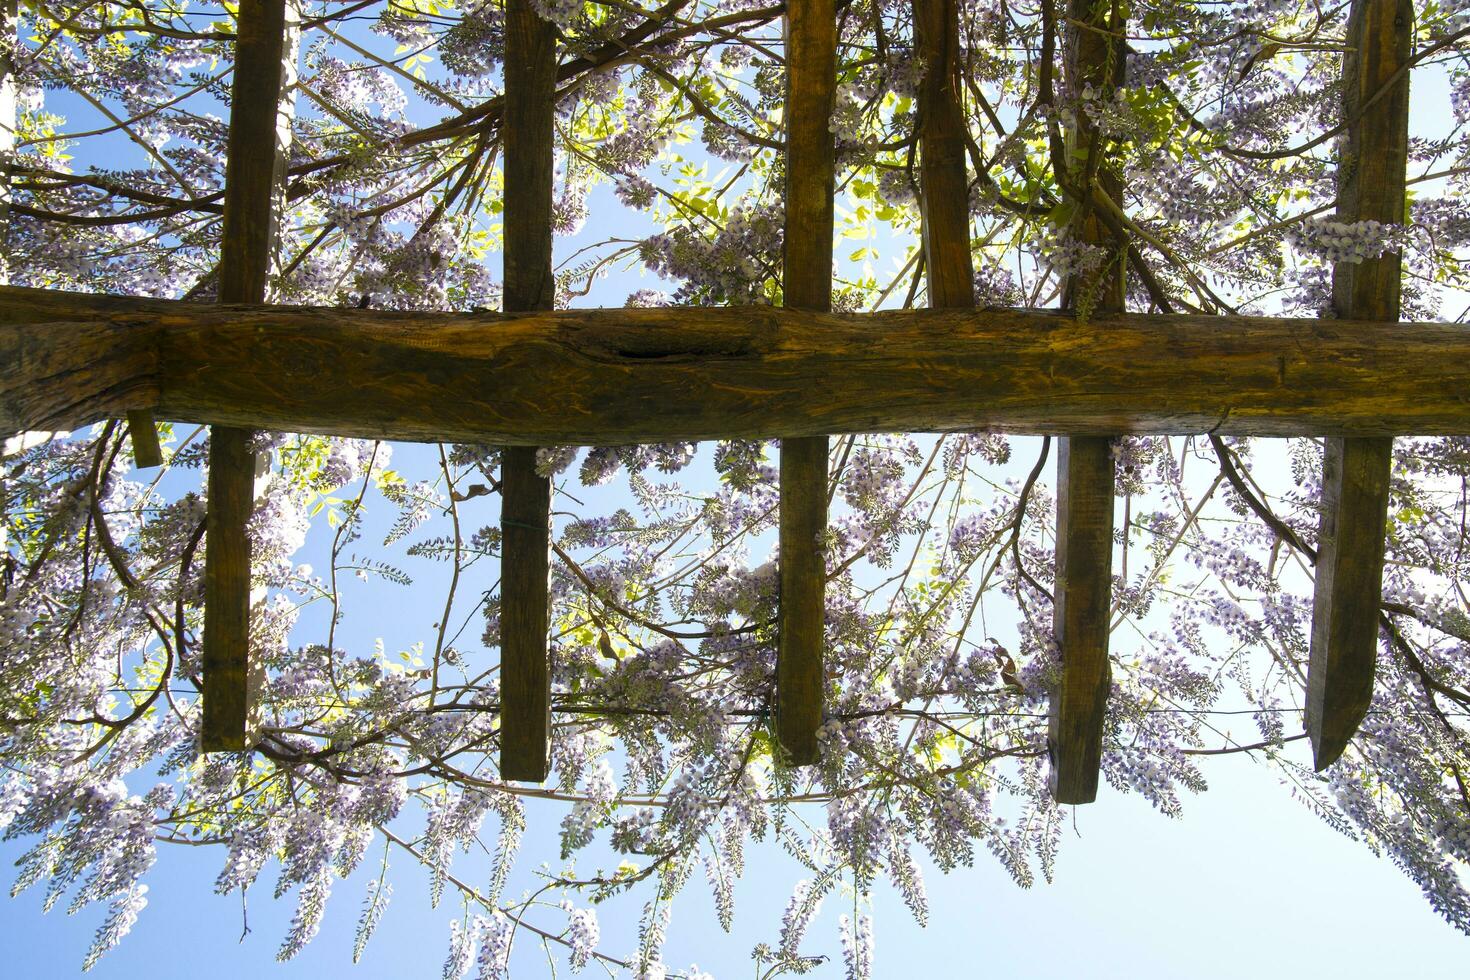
[
  {"left": 775, "top": 0, "right": 835, "bottom": 766},
  {"left": 161, "top": 0, "right": 297, "bottom": 472},
  {"left": 497, "top": 0, "right": 557, "bottom": 782},
  {"left": 202, "top": 0, "right": 292, "bottom": 751},
  {"left": 1048, "top": 0, "right": 1127, "bottom": 804},
  {"left": 1057, "top": 0, "right": 1127, "bottom": 317},
  {"left": 1307, "top": 436, "right": 1392, "bottom": 767},
  {"left": 202, "top": 425, "right": 255, "bottom": 749},
  {"left": 1048, "top": 436, "right": 1115, "bottom": 802},
  {"left": 126, "top": 411, "right": 163, "bottom": 468},
  {"left": 500, "top": 0, "right": 557, "bottom": 315},
  {"left": 499, "top": 447, "right": 552, "bottom": 781},
  {"left": 216, "top": 0, "right": 293, "bottom": 308},
  {"left": 10, "top": 289, "right": 1470, "bottom": 443},
  {"left": 1305, "top": 0, "right": 1411, "bottom": 770},
  {"left": 778, "top": 436, "right": 826, "bottom": 765},
  {"left": 913, "top": 0, "right": 974, "bottom": 307}
]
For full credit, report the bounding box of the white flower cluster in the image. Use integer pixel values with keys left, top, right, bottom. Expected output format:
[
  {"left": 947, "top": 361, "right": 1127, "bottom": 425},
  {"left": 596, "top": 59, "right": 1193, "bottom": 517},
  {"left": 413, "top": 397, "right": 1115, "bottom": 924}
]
[
  {"left": 828, "top": 85, "right": 868, "bottom": 142},
  {"left": 562, "top": 902, "right": 600, "bottom": 971},
  {"left": 531, "top": 0, "right": 582, "bottom": 27},
  {"left": 839, "top": 913, "right": 875, "bottom": 980},
  {"left": 1040, "top": 231, "right": 1107, "bottom": 280},
  {"left": 1078, "top": 83, "right": 1142, "bottom": 139},
  {"left": 1286, "top": 217, "right": 1410, "bottom": 264},
  {"left": 876, "top": 167, "right": 917, "bottom": 206}
]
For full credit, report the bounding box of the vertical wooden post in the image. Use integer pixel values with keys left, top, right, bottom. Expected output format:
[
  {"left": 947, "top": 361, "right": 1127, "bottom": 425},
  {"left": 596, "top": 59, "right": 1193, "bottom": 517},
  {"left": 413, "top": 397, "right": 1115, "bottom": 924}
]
[
  {"left": 202, "top": 0, "right": 293, "bottom": 751},
  {"left": 1048, "top": 0, "right": 1125, "bottom": 804},
  {"left": 1305, "top": 0, "right": 1410, "bottom": 770},
  {"left": 1049, "top": 435, "right": 1116, "bottom": 803},
  {"left": 914, "top": 0, "right": 973, "bottom": 307},
  {"left": 775, "top": 0, "right": 835, "bottom": 767},
  {"left": 125, "top": 413, "right": 164, "bottom": 468},
  {"left": 497, "top": 0, "right": 557, "bottom": 783}
]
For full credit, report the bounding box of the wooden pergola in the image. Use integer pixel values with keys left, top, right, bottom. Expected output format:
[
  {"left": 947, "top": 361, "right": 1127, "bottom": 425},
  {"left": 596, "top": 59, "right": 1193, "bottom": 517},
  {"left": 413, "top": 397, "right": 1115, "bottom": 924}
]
[{"left": 0, "top": 0, "right": 1442, "bottom": 802}]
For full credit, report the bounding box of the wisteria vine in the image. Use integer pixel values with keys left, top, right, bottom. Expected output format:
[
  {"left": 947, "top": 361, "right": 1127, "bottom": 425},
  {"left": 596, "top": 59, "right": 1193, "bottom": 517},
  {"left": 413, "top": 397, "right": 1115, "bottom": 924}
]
[{"left": 4, "top": 0, "right": 1470, "bottom": 975}]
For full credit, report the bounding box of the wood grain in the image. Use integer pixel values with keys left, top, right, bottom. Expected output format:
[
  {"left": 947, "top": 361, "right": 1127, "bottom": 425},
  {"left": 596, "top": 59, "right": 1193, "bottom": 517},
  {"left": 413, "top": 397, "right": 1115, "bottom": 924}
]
[
  {"left": 201, "top": 423, "right": 257, "bottom": 749},
  {"left": 778, "top": 435, "right": 826, "bottom": 765},
  {"left": 1059, "top": 0, "right": 1126, "bottom": 314},
  {"left": 501, "top": 0, "right": 557, "bottom": 315},
  {"left": 499, "top": 446, "right": 552, "bottom": 781},
  {"left": 218, "top": 0, "right": 290, "bottom": 309},
  {"left": 914, "top": 0, "right": 974, "bottom": 307},
  {"left": 1306, "top": 0, "right": 1410, "bottom": 770},
  {"left": 1307, "top": 435, "right": 1392, "bottom": 768},
  {"left": 8, "top": 286, "right": 1470, "bottom": 442},
  {"left": 1048, "top": 435, "right": 1116, "bottom": 803},
  {"left": 781, "top": 0, "right": 835, "bottom": 313},
  {"left": 202, "top": 0, "right": 290, "bottom": 752},
  {"left": 126, "top": 411, "right": 163, "bottom": 468},
  {"left": 775, "top": 0, "right": 836, "bottom": 766},
  {"left": 497, "top": 0, "right": 557, "bottom": 782}
]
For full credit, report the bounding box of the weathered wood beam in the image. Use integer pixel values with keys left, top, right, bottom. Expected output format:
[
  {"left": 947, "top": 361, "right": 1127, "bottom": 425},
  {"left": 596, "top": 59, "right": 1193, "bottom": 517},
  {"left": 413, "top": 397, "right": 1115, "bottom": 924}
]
[
  {"left": 497, "top": 0, "right": 557, "bottom": 783},
  {"left": 1306, "top": 0, "right": 1410, "bottom": 770},
  {"left": 8, "top": 287, "right": 1470, "bottom": 442},
  {"left": 1049, "top": 435, "right": 1115, "bottom": 801},
  {"left": 202, "top": 0, "right": 291, "bottom": 751},
  {"left": 774, "top": 0, "right": 836, "bottom": 767},
  {"left": 126, "top": 412, "right": 163, "bottom": 468},
  {"left": 1047, "top": 0, "right": 1127, "bottom": 805},
  {"left": 499, "top": 447, "right": 552, "bottom": 781},
  {"left": 914, "top": 0, "right": 974, "bottom": 307},
  {"left": 202, "top": 424, "right": 255, "bottom": 750}
]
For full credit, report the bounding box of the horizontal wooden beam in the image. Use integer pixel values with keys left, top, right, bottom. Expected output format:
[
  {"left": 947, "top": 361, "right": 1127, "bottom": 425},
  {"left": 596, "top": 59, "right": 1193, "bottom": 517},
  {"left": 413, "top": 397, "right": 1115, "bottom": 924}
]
[{"left": 6, "top": 284, "right": 1470, "bottom": 443}]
